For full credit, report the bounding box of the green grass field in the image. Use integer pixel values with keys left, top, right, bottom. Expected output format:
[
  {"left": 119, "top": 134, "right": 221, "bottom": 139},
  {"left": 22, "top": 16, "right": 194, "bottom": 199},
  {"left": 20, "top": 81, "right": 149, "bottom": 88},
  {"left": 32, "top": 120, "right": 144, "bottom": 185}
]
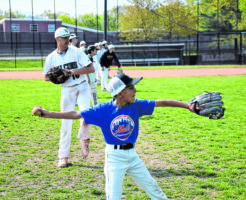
[{"left": 0, "top": 75, "right": 245, "bottom": 199}]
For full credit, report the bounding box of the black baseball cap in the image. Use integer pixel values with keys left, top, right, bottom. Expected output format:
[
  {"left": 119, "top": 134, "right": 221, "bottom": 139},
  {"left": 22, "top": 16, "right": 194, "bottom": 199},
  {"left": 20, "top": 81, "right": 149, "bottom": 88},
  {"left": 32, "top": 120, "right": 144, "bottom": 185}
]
[
  {"left": 108, "top": 73, "right": 143, "bottom": 96},
  {"left": 87, "top": 45, "right": 99, "bottom": 51}
]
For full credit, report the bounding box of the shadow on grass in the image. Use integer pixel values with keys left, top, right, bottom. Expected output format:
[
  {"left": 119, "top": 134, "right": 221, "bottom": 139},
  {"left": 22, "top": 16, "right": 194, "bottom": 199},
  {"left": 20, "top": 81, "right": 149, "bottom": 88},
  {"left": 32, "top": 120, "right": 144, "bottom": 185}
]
[
  {"left": 150, "top": 168, "right": 217, "bottom": 178},
  {"left": 71, "top": 163, "right": 217, "bottom": 179},
  {"left": 72, "top": 163, "right": 104, "bottom": 169}
]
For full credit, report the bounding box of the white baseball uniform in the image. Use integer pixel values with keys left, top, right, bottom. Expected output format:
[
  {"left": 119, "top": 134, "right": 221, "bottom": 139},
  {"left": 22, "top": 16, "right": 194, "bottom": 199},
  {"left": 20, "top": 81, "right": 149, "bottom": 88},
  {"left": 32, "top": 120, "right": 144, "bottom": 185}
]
[
  {"left": 44, "top": 46, "right": 92, "bottom": 158},
  {"left": 94, "top": 54, "right": 101, "bottom": 84}
]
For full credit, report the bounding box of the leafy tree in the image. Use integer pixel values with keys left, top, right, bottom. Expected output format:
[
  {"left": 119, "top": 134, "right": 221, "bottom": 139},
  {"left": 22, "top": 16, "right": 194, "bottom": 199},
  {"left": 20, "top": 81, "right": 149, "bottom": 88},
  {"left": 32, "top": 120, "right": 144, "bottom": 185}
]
[
  {"left": 39, "top": 10, "right": 69, "bottom": 19},
  {"left": 156, "top": 1, "right": 197, "bottom": 38},
  {"left": 119, "top": 0, "right": 161, "bottom": 41},
  {"left": 58, "top": 15, "right": 75, "bottom": 25},
  {"left": 39, "top": 10, "right": 54, "bottom": 19},
  {"left": 238, "top": 0, "right": 246, "bottom": 30},
  {"left": 119, "top": 0, "right": 197, "bottom": 41},
  {"left": 78, "top": 13, "right": 102, "bottom": 30},
  {"left": 107, "top": 9, "right": 119, "bottom": 31},
  {"left": 198, "top": 0, "right": 243, "bottom": 31},
  {"left": 0, "top": 10, "right": 25, "bottom": 19}
]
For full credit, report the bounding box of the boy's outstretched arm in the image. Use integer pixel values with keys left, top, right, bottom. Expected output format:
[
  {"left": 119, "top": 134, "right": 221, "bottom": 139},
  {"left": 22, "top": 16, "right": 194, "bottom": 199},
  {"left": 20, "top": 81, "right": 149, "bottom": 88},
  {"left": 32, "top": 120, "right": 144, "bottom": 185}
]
[
  {"left": 33, "top": 106, "right": 82, "bottom": 119},
  {"left": 155, "top": 99, "right": 202, "bottom": 113},
  {"left": 155, "top": 100, "right": 189, "bottom": 109}
]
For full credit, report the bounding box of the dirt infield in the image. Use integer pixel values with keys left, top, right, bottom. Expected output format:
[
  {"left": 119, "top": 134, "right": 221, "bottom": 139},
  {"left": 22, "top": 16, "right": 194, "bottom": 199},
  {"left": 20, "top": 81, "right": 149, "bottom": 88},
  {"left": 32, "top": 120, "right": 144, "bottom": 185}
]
[{"left": 0, "top": 67, "right": 246, "bottom": 79}]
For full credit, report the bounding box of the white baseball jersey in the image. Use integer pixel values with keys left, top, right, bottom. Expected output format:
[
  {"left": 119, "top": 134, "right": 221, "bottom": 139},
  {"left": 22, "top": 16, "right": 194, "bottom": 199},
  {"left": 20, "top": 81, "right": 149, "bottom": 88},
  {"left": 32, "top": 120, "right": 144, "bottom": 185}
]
[{"left": 44, "top": 46, "right": 91, "bottom": 87}]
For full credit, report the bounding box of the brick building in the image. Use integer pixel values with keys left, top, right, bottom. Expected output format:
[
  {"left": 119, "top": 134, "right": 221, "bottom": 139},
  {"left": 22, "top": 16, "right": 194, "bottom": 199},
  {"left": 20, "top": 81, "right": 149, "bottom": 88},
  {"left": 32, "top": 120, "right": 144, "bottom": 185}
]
[
  {"left": 0, "top": 17, "right": 62, "bottom": 32},
  {"left": 0, "top": 17, "right": 119, "bottom": 55}
]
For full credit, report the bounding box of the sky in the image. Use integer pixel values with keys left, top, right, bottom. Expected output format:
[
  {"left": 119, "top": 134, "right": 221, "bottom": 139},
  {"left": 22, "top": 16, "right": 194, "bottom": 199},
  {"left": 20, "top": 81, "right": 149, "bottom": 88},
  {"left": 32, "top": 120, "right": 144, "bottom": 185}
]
[{"left": 1, "top": 0, "right": 130, "bottom": 17}]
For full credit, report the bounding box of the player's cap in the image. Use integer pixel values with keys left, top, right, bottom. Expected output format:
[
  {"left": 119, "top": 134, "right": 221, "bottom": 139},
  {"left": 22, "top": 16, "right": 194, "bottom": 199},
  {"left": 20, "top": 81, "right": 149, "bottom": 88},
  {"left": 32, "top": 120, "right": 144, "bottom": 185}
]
[
  {"left": 80, "top": 40, "right": 86, "bottom": 45},
  {"left": 102, "top": 40, "right": 107, "bottom": 44},
  {"left": 69, "top": 33, "right": 79, "bottom": 40},
  {"left": 108, "top": 44, "right": 115, "bottom": 49},
  {"left": 108, "top": 73, "right": 143, "bottom": 97},
  {"left": 87, "top": 45, "right": 99, "bottom": 52},
  {"left": 98, "top": 42, "right": 103, "bottom": 46},
  {"left": 55, "top": 27, "right": 70, "bottom": 38}
]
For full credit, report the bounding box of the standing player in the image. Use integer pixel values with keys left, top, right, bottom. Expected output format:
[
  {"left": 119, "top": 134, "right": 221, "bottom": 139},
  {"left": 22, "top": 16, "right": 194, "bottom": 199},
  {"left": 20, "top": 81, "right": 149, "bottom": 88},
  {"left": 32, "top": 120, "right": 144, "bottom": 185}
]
[
  {"left": 80, "top": 40, "right": 87, "bottom": 53},
  {"left": 95, "top": 42, "right": 104, "bottom": 85},
  {"left": 69, "top": 33, "right": 79, "bottom": 47},
  {"left": 33, "top": 73, "right": 202, "bottom": 199},
  {"left": 101, "top": 40, "right": 108, "bottom": 53},
  {"left": 86, "top": 45, "right": 99, "bottom": 106},
  {"left": 100, "top": 44, "right": 121, "bottom": 91},
  {"left": 43, "top": 27, "right": 95, "bottom": 167}
]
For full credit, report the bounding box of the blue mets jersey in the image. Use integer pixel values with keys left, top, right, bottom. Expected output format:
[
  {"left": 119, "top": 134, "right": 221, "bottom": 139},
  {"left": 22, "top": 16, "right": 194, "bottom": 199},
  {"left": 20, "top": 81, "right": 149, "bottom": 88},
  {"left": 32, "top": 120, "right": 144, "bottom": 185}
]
[{"left": 80, "top": 99, "right": 155, "bottom": 145}]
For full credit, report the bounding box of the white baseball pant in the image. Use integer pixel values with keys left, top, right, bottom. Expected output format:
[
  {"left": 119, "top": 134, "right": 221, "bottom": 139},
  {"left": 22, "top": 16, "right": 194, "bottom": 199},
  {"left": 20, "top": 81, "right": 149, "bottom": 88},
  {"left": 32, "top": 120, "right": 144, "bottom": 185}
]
[
  {"left": 104, "top": 145, "right": 168, "bottom": 200},
  {"left": 59, "top": 81, "right": 91, "bottom": 158},
  {"left": 100, "top": 66, "right": 109, "bottom": 90},
  {"left": 89, "top": 82, "right": 98, "bottom": 106},
  {"left": 95, "top": 63, "right": 101, "bottom": 84}
]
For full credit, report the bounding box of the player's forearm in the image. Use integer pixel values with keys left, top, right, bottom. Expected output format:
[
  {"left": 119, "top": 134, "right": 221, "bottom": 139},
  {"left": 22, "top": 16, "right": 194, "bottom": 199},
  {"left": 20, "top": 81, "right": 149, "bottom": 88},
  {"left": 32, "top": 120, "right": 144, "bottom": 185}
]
[
  {"left": 44, "top": 110, "right": 82, "bottom": 119},
  {"left": 155, "top": 99, "right": 189, "bottom": 109},
  {"left": 70, "top": 63, "right": 95, "bottom": 75}
]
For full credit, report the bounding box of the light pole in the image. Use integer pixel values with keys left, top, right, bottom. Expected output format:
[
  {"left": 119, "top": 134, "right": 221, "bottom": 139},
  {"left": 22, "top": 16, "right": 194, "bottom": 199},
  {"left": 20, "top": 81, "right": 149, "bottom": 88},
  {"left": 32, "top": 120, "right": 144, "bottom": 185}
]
[{"left": 104, "top": 0, "right": 107, "bottom": 41}]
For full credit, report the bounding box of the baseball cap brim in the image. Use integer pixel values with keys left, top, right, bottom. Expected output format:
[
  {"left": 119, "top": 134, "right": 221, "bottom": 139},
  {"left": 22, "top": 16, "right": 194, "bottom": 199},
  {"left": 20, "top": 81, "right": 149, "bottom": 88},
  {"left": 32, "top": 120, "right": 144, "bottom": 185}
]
[
  {"left": 61, "top": 34, "right": 71, "bottom": 37},
  {"left": 87, "top": 46, "right": 100, "bottom": 51},
  {"left": 108, "top": 73, "right": 143, "bottom": 97},
  {"left": 70, "top": 36, "right": 78, "bottom": 39},
  {"left": 126, "top": 77, "right": 143, "bottom": 87}
]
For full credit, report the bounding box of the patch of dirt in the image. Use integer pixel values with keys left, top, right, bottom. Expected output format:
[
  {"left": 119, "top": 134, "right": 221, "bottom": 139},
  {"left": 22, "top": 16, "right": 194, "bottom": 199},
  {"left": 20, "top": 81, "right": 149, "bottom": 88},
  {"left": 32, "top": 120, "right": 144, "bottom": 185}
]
[{"left": 0, "top": 67, "right": 246, "bottom": 79}]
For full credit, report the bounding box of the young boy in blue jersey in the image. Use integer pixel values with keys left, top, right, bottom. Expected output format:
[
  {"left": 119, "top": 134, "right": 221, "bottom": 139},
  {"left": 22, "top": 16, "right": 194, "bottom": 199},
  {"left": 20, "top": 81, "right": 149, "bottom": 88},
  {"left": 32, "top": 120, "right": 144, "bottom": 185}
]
[{"left": 33, "top": 73, "right": 200, "bottom": 200}]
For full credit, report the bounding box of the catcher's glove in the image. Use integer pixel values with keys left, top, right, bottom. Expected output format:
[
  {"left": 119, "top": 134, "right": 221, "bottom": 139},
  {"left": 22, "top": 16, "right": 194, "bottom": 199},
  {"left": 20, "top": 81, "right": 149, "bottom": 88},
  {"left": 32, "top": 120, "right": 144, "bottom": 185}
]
[
  {"left": 46, "top": 66, "right": 71, "bottom": 84},
  {"left": 117, "top": 67, "right": 123, "bottom": 75},
  {"left": 189, "top": 91, "right": 225, "bottom": 120}
]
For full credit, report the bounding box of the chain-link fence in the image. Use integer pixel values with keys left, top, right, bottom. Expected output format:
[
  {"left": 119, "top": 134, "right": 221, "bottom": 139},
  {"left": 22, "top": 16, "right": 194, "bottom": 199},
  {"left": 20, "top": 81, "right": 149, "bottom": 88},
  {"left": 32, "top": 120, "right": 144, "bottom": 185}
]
[{"left": 1, "top": 0, "right": 246, "bottom": 66}]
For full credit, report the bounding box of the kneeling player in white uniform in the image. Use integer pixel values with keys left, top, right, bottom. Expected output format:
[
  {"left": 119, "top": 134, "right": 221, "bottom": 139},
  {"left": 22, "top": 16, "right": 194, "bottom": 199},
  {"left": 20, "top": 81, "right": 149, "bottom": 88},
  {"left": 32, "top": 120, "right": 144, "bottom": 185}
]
[{"left": 43, "top": 27, "right": 94, "bottom": 167}]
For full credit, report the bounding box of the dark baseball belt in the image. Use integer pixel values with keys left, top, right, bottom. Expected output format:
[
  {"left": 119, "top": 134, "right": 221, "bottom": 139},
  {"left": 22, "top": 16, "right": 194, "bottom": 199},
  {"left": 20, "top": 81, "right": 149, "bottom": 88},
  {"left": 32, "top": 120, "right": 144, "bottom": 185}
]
[{"left": 114, "top": 143, "right": 134, "bottom": 150}]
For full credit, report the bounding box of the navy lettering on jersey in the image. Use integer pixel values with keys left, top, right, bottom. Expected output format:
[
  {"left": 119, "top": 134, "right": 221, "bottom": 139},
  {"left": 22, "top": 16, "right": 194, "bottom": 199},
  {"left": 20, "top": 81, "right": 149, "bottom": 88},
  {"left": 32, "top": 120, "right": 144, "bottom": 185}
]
[
  {"left": 110, "top": 115, "right": 134, "bottom": 141},
  {"left": 63, "top": 62, "right": 80, "bottom": 79}
]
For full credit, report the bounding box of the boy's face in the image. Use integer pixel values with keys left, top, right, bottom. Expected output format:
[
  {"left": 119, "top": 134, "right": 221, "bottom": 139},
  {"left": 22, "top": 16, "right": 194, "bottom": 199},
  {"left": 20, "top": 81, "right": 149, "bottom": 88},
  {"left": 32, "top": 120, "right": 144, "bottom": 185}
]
[{"left": 120, "top": 85, "right": 137, "bottom": 103}]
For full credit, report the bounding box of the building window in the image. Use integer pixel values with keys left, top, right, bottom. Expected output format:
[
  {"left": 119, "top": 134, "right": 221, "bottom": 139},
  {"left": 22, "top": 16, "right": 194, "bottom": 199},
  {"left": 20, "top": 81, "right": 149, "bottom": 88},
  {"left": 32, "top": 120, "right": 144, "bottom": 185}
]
[
  {"left": 11, "top": 24, "right": 20, "bottom": 32},
  {"left": 30, "top": 24, "right": 38, "bottom": 32},
  {"left": 48, "top": 24, "right": 55, "bottom": 32}
]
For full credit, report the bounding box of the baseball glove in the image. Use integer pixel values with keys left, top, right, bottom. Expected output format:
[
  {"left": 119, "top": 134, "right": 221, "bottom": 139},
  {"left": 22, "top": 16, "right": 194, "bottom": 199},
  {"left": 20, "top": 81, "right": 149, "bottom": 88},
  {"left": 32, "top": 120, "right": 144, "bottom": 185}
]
[
  {"left": 46, "top": 66, "right": 71, "bottom": 84},
  {"left": 189, "top": 91, "right": 225, "bottom": 120},
  {"left": 117, "top": 67, "right": 123, "bottom": 75}
]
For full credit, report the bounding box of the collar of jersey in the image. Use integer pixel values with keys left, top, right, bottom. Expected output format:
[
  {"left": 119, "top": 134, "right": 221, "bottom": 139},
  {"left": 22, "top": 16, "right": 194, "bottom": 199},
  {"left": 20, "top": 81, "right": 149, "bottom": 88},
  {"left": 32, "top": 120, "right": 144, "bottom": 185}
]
[{"left": 56, "top": 48, "right": 68, "bottom": 54}]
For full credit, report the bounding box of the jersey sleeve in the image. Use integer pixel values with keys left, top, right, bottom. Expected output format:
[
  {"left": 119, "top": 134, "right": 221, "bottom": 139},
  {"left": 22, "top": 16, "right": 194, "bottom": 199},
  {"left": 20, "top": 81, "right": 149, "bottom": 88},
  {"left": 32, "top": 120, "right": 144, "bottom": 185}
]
[
  {"left": 135, "top": 99, "right": 155, "bottom": 117},
  {"left": 112, "top": 52, "right": 121, "bottom": 67},
  {"left": 43, "top": 54, "right": 53, "bottom": 75},
  {"left": 80, "top": 104, "right": 105, "bottom": 127}
]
